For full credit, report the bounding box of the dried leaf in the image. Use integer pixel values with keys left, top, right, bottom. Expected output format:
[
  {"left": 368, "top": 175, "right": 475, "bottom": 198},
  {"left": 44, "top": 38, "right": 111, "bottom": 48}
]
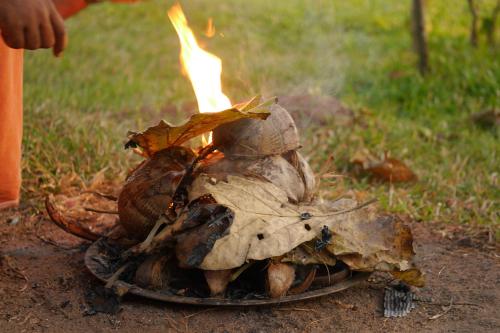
[
  {"left": 391, "top": 269, "right": 425, "bottom": 288},
  {"left": 187, "top": 175, "right": 422, "bottom": 286},
  {"left": 325, "top": 215, "right": 418, "bottom": 274},
  {"left": 46, "top": 192, "right": 119, "bottom": 241},
  {"left": 366, "top": 157, "right": 417, "bottom": 183},
  {"left": 126, "top": 96, "right": 272, "bottom": 156}
]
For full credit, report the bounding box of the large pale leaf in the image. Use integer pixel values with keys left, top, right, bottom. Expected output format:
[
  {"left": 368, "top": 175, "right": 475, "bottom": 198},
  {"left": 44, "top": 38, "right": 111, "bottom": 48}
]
[
  {"left": 126, "top": 96, "right": 273, "bottom": 156},
  {"left": 187, "top": 175, "right": 423, "bottom": 286}
]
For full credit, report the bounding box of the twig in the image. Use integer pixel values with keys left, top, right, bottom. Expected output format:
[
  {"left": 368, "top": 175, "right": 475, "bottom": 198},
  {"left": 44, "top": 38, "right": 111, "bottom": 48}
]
[
  {"left": 37, "top": 233, "right": 82, "bottom": 250},
  {"left": 303, "top": 315, "right": 336, "bottom": 331},
  {"left": 314, "top": 154, "right": 335, "bottom": 192},
  {"left": 416, "top": 299, "right": 480, "bottom": 307},
  {"left": 437, "top": 265, "right": 446, "bottom": 277},
  {"left": 312, "top": 198, "right": 378, "bottom": 217},
  {"left": 142, "top": 216, "right": 169, "bottom": 246},
  {"left": 183, "top": 308, "right": 214, "bottom": 319},
  {"left": 0, "top": 255, "right": 29, "bottom": 292},
  {"left": 84, "top": 207, "right": 119, "bottom": 214},
  {"left": 429, "top": 298, "right": 453, "bottom": 320},
  {"left": 105, "top": 262, "right": 132, "bottom": 288},
  {"left": 276, "top": 307, "right": 321, "bottom": 315},
  {"left": 224, "top": 198, "right": 378, "bottom": 219},
  {"left": 164, "top": 313, "right": 183, "bottom": 333},
  {"left": 82, "top": 190, "right": 117, "bottom": 201}
]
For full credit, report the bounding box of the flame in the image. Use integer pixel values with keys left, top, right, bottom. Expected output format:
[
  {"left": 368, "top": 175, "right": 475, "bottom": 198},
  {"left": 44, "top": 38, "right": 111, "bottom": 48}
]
[
  {"left": 205, "top": 18, "right": 216, "bottom": 38},
  {"left": 168, "top": 4, "right": 231, "bottom": 144}
]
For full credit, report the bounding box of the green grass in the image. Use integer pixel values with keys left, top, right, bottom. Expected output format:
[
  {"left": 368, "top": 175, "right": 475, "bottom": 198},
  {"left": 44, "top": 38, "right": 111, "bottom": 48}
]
[{"left": 23, "top": 0, "right": 498, "bottom": 226}]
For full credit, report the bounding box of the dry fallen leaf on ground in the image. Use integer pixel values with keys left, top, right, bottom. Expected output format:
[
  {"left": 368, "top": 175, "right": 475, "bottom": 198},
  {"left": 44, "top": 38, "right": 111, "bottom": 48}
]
[
  {"left": 126, "top": 96, "right": 273, "bottom": 156},
  {"left": 351, "top": 150, "right": 417, "bottom": 183},
  {"left": 366, "top": 157, "right": 417, "bottom": 183}
]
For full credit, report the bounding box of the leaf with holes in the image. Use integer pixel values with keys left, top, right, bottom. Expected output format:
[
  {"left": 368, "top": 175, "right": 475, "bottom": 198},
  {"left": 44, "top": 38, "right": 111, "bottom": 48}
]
[{"left": 182, "top": 175, "right": 423, "bottom": 286}]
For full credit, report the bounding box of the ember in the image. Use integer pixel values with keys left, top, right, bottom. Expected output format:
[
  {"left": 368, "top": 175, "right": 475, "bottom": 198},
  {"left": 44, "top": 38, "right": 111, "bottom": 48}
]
[{"left": 46, "top": 3, "right": 423, "bottom": 306}]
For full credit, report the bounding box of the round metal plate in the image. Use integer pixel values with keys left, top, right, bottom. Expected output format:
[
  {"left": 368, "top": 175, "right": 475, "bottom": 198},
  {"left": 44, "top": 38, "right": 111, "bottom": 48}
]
[{"left": 85, "top": 238, "right": 370, "bottom": 306}]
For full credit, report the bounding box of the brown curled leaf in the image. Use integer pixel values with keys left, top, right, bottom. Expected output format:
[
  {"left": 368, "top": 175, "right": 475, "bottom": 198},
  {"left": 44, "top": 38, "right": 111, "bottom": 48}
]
[
  {"left": 366, "top": 157, "right": 417, "bottom": 183},
  {"left": 126, "top": 96, "right": 273, "bottom": 157},
  {"left": 45, "top": 190, "right": 120, "bottom": 242},
  {"left": 45, "top": 195, "right": 102, "bottom": 241}
]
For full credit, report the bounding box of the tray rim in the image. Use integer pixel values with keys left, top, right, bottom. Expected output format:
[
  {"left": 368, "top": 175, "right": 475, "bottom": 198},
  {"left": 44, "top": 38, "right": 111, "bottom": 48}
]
[{"left": 85, "top": 238, "right": 370, "bottom": 307}]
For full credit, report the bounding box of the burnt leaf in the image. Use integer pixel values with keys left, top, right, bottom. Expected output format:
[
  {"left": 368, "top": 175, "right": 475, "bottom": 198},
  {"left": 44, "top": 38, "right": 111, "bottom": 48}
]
[{"left": 175, "top": 204, "right": 234, "bottom": 268}]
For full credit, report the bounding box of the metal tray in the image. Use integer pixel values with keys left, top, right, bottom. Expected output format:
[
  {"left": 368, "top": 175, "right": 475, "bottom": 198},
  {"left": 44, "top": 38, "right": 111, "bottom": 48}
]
[{"left": 85, "top": 238, "right": 370, "bottom": 306}]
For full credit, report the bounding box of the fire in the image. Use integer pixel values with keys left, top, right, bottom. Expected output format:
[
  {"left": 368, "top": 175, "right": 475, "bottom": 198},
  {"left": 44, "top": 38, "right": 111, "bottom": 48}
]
[{"left": 168, "top": 3, "right": 231, "bottom": 144}]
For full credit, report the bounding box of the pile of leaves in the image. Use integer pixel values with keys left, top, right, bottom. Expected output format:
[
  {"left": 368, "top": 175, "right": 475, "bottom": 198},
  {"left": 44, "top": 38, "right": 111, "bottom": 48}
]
[{"left": 47, "top": 96, "right": 423, "bottom": 301}]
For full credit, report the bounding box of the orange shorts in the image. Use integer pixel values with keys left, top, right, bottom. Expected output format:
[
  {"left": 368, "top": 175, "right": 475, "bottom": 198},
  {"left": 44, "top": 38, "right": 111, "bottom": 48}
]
[{"left": 0, "top": 38, "right": 23, "bottom": 209}]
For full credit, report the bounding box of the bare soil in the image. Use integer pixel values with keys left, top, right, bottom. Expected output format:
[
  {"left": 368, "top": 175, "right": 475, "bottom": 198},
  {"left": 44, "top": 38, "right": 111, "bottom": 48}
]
[{"left": 1, "top": 207, "right": 498, "bottom": 333}]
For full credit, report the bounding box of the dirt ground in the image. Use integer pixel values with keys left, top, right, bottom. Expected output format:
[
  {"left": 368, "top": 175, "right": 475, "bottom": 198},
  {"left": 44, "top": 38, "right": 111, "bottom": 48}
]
[{"left": 1, "top": 207, "right": 499, "bottom": 333}]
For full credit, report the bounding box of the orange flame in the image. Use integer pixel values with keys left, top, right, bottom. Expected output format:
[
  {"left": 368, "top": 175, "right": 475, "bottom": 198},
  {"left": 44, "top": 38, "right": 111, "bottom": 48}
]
[
  {"left": 168, "top": 4, "right": 231, "bottom": 145},
  {"left": 205, "top": 18, "right": 216, "bottom": 38}
]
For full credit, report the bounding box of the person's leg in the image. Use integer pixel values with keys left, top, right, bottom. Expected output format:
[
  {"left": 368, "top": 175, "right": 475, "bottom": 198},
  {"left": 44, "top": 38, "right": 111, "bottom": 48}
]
[{"left": 0, "top": 38, "right": 23, "bottom": 210}]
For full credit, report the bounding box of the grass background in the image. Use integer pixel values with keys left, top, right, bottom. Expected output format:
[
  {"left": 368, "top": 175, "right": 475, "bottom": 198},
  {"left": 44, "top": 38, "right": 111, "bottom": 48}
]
[{"left": 23, "top": 0, "right": 498, "bottom": 227}]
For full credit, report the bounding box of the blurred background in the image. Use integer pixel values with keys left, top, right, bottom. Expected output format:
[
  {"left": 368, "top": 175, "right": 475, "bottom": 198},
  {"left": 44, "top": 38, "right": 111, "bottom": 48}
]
[{"left": 23, "top": 0, "right": 498, "bottom": 227}]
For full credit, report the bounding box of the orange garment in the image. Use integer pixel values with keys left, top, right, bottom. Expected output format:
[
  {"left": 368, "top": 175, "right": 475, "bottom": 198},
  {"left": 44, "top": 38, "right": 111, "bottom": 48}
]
[
  {"left": 54, "top": 0, "right": 88, "bottom": 19},
  {"left": 0, "top": 1, "right": 87, "bottom": 210},
  {"left": 0, "top": 38, "right": 23, "bottom": 209}
]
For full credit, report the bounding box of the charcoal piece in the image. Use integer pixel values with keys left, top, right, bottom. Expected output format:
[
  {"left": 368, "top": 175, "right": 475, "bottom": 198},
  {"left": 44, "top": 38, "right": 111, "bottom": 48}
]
[
  {"left": 314, "top": 225, "right": 332, "bottom": 251},
  {"left": 384, "top": 284, "right": 416, "bottom": 318}
]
